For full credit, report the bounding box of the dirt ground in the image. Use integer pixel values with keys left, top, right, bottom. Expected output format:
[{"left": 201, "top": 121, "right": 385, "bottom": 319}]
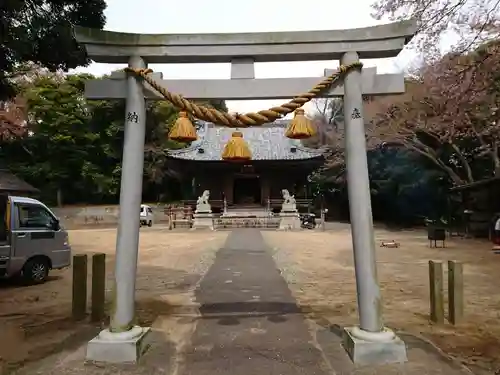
[
  {"left": 2, "top": 225, "right": 499, "bottom": 375},
  {"left": 263, "top": 226, "right": 500, "bottom": 375},
  {"left": 0, "top": 227, "right": 228, "bottom": 375}
]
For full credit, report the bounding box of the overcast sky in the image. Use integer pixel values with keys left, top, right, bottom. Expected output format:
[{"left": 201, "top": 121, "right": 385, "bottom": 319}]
[{"left": 72, "top": 0, "right": 425, "bottom": 114}]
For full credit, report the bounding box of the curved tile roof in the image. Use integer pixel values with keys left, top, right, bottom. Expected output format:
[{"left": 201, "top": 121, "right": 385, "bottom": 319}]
[
  {"left": 0, "top": 170, "right": 39, "bottom": 193},
  {"left": 168, "top": 120, "right": 325, "bottom": 161}
]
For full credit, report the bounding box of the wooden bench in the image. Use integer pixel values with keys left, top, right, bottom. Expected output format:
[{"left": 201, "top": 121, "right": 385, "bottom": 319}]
[{"left": 165, "top": 206, "right": 193, "bottom": 229}]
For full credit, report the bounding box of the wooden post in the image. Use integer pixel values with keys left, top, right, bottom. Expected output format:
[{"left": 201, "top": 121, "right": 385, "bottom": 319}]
[
  {"left": 320, "top": 195, "right": 325, "bottom": 231},
  {"left": 428, "top": 260, "right": 444, "bottom": 324},
  {"left": 448, "top": 260, "right": 464, "bottom": 325},
  {"left": 168, "top": 207, "right": 173, "bottom": 230},
  {"left": 91, "top": 253, "right": 106, "bottom": 322},
  {"left": 187, "top": 206, "right": 193, "bottom": 228},
  {"left": 72, "top": 254, "right": 88, "bottom": 320}
]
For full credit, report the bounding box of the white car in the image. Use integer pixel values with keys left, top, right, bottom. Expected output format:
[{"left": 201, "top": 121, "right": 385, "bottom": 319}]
[{"left": 140, "top": 204, "right": 154, "bottom": 227}]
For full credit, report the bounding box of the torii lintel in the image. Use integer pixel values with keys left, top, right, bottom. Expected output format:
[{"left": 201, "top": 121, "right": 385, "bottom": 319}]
[{"left": 73, "top": 19, "right": 417, "bottom": 64}]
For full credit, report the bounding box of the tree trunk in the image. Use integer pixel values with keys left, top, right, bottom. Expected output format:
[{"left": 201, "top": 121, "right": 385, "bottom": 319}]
[
  {"left": 57, "top": 188, "right": 63, "bottom": 207},
  {"left": 402, "top": 142, "right": 466, "bottom": 186},
  {"left": 449, "top": 143, "right": 474, "bottom": 183},
  {"left": 492, "top": 143, "right": 500, "bottom": 177}
]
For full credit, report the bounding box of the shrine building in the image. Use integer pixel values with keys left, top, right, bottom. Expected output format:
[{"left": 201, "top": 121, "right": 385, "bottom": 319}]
[{"left": 167, "top": 120, "right": 325, "bottom": 211}]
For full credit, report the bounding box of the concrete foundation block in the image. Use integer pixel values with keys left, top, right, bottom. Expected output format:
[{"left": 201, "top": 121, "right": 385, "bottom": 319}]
[
  {"left": 342, "top": 326, "right": 407, "bottom": 366},
  {"left": 279, "top": 212, "right": 301, "bottom": 230},
  {"left": 86, "top": 326, "right": 152, "bottom": 364},
  {"left": 191, "top": 213, "right": 214, "bottom": 230}
]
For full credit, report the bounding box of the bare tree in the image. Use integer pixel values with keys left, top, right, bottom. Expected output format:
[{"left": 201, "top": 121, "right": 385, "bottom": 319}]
[
  {"left": 0, "top": 97, "right": 28, "bottom": 140},
  {"left": 368, "top": 41, "right": 500, "bottom": 185},
  {"left": 306, "top": 98, "right": 345, "bottom": 147},
  {"left": 372, "top": 0, "right": 500, "bottom": 58},
  {"left": 305, "top": 97, "right": 383, "bottom": 184},
  {"left": 313, "top": 98, "right": 344, "bottom": 128}
]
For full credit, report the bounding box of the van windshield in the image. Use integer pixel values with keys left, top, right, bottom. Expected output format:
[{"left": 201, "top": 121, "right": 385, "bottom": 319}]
[{"left": 18, "top": 204, "right": 56, "bottom": 228}]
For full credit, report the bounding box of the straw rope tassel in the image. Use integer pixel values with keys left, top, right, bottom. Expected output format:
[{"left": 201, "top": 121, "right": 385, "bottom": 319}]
[
  {"left": 221, "top": 131, "right": 252, "bottom": 161},
  {"left": 285, "top": 108, "right": 316, "bottom": 139},
  {"left": 168, "top": 111, "right": 197, "bottom": 142}
]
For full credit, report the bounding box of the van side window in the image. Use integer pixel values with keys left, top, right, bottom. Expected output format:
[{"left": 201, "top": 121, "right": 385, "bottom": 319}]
[
  {"left": 16, "top": 204, "right": 56, "bottom": 229},
  {"left": 147, "top": 208, "right": 153, "bottom": 214}
]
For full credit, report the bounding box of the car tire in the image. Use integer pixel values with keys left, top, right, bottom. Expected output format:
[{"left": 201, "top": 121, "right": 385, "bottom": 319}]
[
  {"left": 22, "top": 257, "right": 49, "bottom": 284},
  {"left": 147, "top": 220, "right": 153, "bottom": 227}
]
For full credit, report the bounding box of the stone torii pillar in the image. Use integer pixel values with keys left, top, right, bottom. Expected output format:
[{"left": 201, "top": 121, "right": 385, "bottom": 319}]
[
  {"left": 341, "top": 50, "right": 408, "bottom": 364},
  {"left": 73, "top": 19, "right": 417, "bottom": 366},
  {"left": 85, "top": 55, "right": 151, "bottom": 364}
]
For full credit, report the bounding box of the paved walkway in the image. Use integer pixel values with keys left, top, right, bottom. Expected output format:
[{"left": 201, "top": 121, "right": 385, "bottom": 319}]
[
  {"left": 14, "top": 229, "right": 473, "bottom": 375},
  {"left": 183, "top": 229, "right": 328, "bottom": 375}
]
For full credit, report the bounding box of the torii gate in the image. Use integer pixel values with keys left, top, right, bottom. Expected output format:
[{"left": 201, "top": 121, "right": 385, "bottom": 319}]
[{"left": 74, "top": 20, "right": 417, "bottom": 366}]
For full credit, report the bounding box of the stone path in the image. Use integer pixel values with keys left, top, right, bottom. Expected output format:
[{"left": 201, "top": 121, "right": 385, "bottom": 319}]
[
  {"left": 182, "top": 229, "right": 329, "bottom": 375},
  {"left": 12, "top": 229, "right": 474, "bottom": 375}
]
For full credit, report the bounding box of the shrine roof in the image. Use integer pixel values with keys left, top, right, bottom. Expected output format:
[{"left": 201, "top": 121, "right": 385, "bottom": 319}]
[{"left": 167, "top": 121, "right": 325, "bottom": 161}]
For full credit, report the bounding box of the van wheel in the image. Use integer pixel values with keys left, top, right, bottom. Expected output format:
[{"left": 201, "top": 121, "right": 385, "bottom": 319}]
[
  {"left": 23, "top": 258, "right": 49, "bottom": 284},
  {"left": 147, "top": 221, "right": 153, "bottom": 227}
]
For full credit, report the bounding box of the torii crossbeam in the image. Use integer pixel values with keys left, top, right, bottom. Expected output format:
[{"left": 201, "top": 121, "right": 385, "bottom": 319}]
[
  {"left": 74, "top": 19, "right": 417, "bottom": 367},
  {"left": 85, "top": 67, "right": 404, "bottom": 100}
]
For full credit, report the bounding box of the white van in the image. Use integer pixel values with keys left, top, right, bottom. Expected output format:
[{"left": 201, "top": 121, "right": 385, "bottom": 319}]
[
  {"left": 140, "top": 204, "right": 154, "bottom": 227},
  {"left": 0, "top": 195, "right": 72, "bottom": 284}
]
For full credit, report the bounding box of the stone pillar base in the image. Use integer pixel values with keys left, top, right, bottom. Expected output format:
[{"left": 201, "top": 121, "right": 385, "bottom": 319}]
[
  {"left": 279, "top": 212, "right": 301, "bottom": 230},
  {"left": 86, "top": 326, "right": 152, "bottom": 364},
  {"left": 342, "top": 326, "right": 407, "bottom": 366},
  {"left": 191, "top": 213, "right": 214, "bottom": 230}
]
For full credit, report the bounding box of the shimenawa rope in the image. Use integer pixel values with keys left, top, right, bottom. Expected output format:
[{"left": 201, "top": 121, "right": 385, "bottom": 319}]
[{"left": 124, "top": 62, "right": 363, "bottom": 127}]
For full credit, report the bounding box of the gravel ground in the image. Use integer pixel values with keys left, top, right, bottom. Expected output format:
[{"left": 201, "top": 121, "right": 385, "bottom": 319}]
[
  {"left": 263, "top": 228, "right": 500, "bottom": 375},
  {"left": 0, "top": 228, "right": 228, "bottom": 375}
]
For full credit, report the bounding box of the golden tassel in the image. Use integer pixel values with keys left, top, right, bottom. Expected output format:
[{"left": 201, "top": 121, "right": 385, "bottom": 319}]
[
  {"left": 221, "top": 131, "right": 252, "bottom": 161},
  {"left": 168, "top": 111, "right": 198, "bottom": 142},
  {"left": 285, "top": 108, "right": 316, "bottom": 139}
]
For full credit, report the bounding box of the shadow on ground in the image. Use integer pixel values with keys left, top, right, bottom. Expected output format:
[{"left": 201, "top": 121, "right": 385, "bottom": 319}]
[
  {"left": 0, "top": 275, "right": 64, "bottom": 290},
  {"left": 0, "top": 259, "right": 206, "bottom": 375},
  {"left": 309, "top": 316, "right": 475, "bottom": 375}
]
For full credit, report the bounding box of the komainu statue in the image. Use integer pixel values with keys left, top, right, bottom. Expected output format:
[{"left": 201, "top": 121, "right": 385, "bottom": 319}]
[
  {"left": 195, "top": 190, "right": 212, "bottom": 213},
  {"left": 281, "top": 189, "right": 297, "bottom": 212}
]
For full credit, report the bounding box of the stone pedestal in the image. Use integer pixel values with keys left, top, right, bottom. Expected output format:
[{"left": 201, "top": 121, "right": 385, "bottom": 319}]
[
  {"left": 196, "top": 203, "right": 211, "bottom": 213},
  {"left": 191, "top": 212, "right": 214, "bottom": 230},
  {"left": 86, "top": 326, "right": 151, "bottom": 364},
  {"left": 342, "top": 326, "right": 407, "bottom": 366},
  {"left": 279, "top": 212, "right": 301, "bottom": 230},
  {"left": 281, "top": 203, "right": 296, "bottom": 212}
]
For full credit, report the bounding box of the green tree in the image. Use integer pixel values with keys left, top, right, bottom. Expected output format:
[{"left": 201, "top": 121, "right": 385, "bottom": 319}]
[
  {"left": 368, "top": 147, "right": 448, "bottom": 225},
  {"left": 1, "top": 70, "right": 229, "bottom": 205},
  {"left": 4, "top": 73, "right": 100, "bottom": 205},
  {"left": 1, "top": 0, "right": 106, "bottom": 100}
]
